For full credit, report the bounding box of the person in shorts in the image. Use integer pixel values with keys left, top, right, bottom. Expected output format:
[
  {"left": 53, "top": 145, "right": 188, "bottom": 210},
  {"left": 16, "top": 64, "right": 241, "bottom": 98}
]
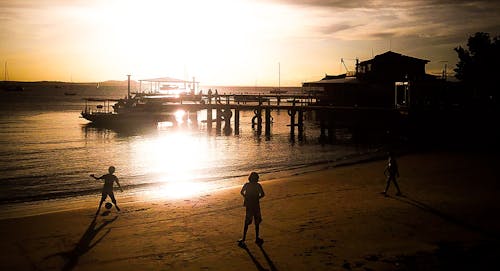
[
  {"left": 90, "top": 166, "right": 123, "bottom": 215},
  {"left": 238, "top": 172, "right": 265, "bottom": 246}
]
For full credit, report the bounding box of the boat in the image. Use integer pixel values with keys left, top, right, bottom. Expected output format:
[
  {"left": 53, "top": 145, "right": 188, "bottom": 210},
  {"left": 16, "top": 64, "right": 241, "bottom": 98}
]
[
  {"left": 270, "top": 89, "right": 287, "bottom": 94},
  {"left": 81, "top": 76, "right": 202, "bottom": 126},
  {"left": 269, "top": 62, "right": 287, "bottom": 94}
]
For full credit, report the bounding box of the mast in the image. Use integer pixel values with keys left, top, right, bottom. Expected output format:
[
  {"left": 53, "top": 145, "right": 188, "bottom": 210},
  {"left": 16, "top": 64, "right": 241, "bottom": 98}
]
[
  {"left": 278, "top": 62, "right": 280, "bottom": 90},
  {"left": 127, "top": 74, "right": 131, "bottom": 99},
  {"left": 4, "top": 61, "right": 7, "bottom": 82}
]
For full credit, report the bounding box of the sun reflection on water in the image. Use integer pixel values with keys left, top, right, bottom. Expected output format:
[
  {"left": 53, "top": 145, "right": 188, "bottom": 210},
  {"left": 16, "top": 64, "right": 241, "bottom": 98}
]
[{"left": 132, "top": 129, "right": 214, "bottom": 200}]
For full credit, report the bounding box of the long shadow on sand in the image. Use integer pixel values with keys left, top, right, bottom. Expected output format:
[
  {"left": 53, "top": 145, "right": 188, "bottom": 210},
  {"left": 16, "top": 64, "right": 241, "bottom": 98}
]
[
  {"left": 240, "top": 243, "right": 278, "bottom": 271},
  {"left": 45, "top": 216, "right": 118, "bottom": 271},
  {"left": 241, "top": 245, "right": 268, "bottom": 271},
  {"left": 389, "top": 194, "right": 499, "bottom": 240},
  {"left": 258, "top": 244, "right": 278, "bottom": 271}
]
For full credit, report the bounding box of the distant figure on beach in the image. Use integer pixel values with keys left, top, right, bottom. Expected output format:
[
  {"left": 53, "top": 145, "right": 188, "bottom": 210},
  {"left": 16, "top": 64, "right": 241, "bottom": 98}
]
[
  {"left": 238, "top": 172, "right": 265, "bottom": 247},
  {"left": 382, "top": 152, "right": 402, "bottom": 196},
  {"left": 90, "top": 166, "right": 123, "bottom": 215}
]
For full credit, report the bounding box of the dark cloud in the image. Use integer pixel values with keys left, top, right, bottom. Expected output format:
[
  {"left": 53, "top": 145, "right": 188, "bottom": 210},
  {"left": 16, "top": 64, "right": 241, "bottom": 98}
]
[
  {"left": 369, "top": 31, "right": 397, "bottom": 39},
  {"left": 319, "top": 23, "right": 359, "bottom": 35},
  {"left": 269, "top": 0, "right": 379, "bottom": 9},
  {"left": 265, "top": 0, "right": 498, "bottom": 10}
]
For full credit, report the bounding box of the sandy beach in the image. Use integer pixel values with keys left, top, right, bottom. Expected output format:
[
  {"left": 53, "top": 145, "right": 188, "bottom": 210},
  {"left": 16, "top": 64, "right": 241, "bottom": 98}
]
[{"left": 1, "top": 150, "right": 499, "bottom": 271}]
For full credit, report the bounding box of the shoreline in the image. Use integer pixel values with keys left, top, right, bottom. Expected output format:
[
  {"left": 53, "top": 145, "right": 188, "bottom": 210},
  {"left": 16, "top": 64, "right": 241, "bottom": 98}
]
[
  {"left": 1, "top": 150, "right": 499, "bottom": 270},
  {"left": 0, "top": 146, "right": 389, "bottom": 220}
]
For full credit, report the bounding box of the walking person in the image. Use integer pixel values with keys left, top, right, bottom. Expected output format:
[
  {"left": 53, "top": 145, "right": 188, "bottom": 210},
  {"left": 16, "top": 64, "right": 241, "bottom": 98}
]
[
  {"left": 238, "top": 172, "right": 265, "bottom": 247},
  {"left": 90, "top": 166, "right": 123, "bottom": 215},
  {"left": 382, "top": 152, "right": 402, "bottom": 196}
]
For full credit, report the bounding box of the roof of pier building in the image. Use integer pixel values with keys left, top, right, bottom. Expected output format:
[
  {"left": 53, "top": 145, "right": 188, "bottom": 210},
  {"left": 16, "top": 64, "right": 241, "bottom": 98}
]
[
  {"left": 303, "top": 51, "right": 434, "bottom": 88},
  {"left": 356, "top": 51, "right": 430, "bottom": 82}
]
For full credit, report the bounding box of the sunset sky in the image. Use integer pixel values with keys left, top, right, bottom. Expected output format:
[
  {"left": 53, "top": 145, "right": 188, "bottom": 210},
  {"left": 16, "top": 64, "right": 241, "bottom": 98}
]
[{"left": 1, "top": 0, "right": 499, "bottom": 86}]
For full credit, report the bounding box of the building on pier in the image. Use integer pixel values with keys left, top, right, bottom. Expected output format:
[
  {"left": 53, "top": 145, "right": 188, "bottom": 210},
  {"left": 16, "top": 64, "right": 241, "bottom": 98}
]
[{"left": 302, "top": 51, "right": 441, "bottom": 109}]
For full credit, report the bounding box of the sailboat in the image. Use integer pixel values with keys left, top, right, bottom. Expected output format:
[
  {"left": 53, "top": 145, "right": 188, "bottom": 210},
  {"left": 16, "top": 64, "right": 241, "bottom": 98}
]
[
  {"left": 2, "top": 62, "right": 23, "bottom": 92},
  {"left": 270, "top": 62, "right": 287, "bottom": 94}
]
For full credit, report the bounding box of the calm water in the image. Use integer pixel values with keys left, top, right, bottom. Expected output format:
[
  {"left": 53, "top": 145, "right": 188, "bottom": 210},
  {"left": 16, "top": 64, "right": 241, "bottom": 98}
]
[{"left": 0, "top": 83, "right": 383, "bottom": 218}]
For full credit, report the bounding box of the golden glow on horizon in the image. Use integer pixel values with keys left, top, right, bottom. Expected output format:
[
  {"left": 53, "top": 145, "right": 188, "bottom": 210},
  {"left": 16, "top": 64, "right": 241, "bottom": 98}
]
[{"left": 1, "top": 0, "right": 485, "bottom": 84}]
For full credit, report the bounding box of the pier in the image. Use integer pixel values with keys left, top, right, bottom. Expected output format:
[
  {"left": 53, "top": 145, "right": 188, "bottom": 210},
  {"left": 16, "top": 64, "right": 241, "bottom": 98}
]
[
  {"left": 83, "top": 92, "right": 403, "bottom": 143},
  {"left": 82, "top": 91, "right": 402, "bottom": 143}
]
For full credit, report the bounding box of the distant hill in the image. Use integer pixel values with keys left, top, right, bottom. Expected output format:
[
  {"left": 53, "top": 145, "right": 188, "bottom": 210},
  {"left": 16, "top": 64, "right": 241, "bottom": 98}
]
[{"left": 99, "top": 80, "right": 139, "bottom": 87}]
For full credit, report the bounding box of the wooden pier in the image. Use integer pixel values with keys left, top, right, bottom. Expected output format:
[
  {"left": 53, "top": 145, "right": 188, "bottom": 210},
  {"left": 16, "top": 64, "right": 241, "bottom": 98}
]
[
  {"left": 83, "top": 92, "right": 403, "bottom": 142},
  {"left": 158, "top": 93, "right": 402, "bottom": 142}
]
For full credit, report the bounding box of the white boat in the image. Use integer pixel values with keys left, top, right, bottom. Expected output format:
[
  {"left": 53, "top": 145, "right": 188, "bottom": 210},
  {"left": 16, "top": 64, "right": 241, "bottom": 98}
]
[{"left": 81, "top": 76, "right": 202, "bottom": 125}]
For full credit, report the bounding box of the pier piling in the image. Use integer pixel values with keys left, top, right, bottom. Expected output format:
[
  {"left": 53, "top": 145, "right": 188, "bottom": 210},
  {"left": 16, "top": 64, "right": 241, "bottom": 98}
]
[
  {"left": 298, "top": 110, "right": 304, "bottom": 140},
  {"left": 288, "top": 109, "right": 296, "bottom": 137},
  {"left": 234, "top": 109, "right": 240, "bottom": 135},
  {"left": 265, "top": 108, "right": 272, "bottom": 137},
  {"left": 216, "top": 108, "right": 222, "bottom": 134},
  {"left": 206, "top": 107, "right": 213, "bottom": 131}
]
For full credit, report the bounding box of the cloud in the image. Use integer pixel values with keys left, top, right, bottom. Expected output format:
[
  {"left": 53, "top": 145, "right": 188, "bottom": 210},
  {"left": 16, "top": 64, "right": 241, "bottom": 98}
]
[
  {"left": 319, "top": 23, "right": 359, "bottom": 35},
  {"left": 285, "top": 0, "right": 500, "bottom": 43}
]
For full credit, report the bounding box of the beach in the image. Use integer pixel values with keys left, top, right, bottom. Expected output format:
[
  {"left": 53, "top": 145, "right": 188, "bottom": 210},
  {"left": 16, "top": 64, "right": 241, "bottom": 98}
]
[{"left": 1, "top": 150, "right": 499, "bottom": 271}]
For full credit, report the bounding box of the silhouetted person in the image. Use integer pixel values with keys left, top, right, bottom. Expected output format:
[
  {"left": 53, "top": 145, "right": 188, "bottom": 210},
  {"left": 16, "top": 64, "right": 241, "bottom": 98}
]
[
  {"left": 238, "top": 172, "right": 265, "bottom": 247},
  {"left": 90, "top": 166, "right": 123, "bottom": 215},
  {"left": 208, "top": 88, "right": 212, "bottom": 104},
  {"left": 382, "top": 152, "right": 402, "bottom": 196}
]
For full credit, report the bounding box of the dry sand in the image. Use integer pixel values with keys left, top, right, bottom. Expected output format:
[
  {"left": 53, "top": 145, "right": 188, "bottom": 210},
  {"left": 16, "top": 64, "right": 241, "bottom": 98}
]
[{"left": 1, "top": 151, "right": 499, "bottom": 271}]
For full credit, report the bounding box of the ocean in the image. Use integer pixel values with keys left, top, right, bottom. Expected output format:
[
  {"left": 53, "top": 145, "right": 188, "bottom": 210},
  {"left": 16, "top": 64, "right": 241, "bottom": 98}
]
[{"left": 0, "top": 83, "right": 384, "bottom": 219}]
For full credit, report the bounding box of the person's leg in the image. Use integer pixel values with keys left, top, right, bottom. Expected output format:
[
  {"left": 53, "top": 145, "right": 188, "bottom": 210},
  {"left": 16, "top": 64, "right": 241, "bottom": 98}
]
[
  {"left": 255, "top": 211, "right": 263, "bottom": 244},
  {"left": 241, "top": 209, "right": 252, "bottom": 242},
  {"left": 392, "top": 176, "right": 402, "bottom": 195},
  {"left": 96, "top": 193, "right": 106, "bottom": 215},
  {"left": 243, "top": 222, "right": 249, "bottom": 241},
  {"left": 383, "top": 176, "right": 391, "bottom": 194},
  {"left": 109, "top": 192, "right": 120, "bottom": 211}
]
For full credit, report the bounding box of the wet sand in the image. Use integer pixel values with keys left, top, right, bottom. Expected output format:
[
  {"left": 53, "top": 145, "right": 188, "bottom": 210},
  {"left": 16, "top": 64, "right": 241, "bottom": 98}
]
[{"left": 1, "top": 151, "right": 499, "bottom": 270}]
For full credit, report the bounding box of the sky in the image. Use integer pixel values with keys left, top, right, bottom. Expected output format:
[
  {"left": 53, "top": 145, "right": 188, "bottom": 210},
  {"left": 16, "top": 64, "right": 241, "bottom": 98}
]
[{"left": 1, "top": 0, "right": 499, "bottom": 86}]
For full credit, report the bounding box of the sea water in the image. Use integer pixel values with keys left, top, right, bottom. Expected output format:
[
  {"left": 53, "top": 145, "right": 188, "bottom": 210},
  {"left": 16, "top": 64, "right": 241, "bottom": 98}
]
[{"left": 0, "top": 83, "right": 383, "bottom": 218}]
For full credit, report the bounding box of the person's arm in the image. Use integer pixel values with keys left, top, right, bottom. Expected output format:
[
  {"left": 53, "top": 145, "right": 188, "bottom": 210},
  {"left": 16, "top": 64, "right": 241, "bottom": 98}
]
[
  {"left": 259, "top": 184, "right": 265, "bottom": 199},
  {"left": 90, "top": 174, "right": 101, "bottom": 180},
  {"left": 115, "top": 177, "right": 123, "bottom": 192},
  {"left": 240, "top": 183, "right": 247, "bottom": 197}
]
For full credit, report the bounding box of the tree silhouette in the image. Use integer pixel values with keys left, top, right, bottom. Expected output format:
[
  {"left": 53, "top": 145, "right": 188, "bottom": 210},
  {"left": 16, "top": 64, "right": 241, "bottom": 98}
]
[{"left": 454, "top": 32, "right": 500, "bottom": 102}]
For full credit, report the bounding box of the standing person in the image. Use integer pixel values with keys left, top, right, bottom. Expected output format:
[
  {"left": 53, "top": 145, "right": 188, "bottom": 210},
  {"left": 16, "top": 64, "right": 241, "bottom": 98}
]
[
  {"left": 207, "top": 88, "right": 212, "bottom": 104},
  {"left": 382, "top": 152, "right": 402, "bottom": 196},
  {"left": 238, "top": 172, "right": 265, "bottom": 247},
  {"left": 90, "top": 166, "right": 123, "bottom": 215}
]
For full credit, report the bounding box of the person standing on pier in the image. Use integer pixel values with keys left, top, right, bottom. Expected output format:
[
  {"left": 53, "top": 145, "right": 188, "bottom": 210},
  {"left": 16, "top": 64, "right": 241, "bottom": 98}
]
[
  {"left": 238, "top": 172, "right": 265, "bottom": 247},
  {"left": 382, "top": 152, "right": 402, "bottom": 196},
  {"left": 90, "top": 166, "right": 123, "bottom": 215},
  {"left": 208, "top": 89, "right": 212, "bottom": 104}
]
